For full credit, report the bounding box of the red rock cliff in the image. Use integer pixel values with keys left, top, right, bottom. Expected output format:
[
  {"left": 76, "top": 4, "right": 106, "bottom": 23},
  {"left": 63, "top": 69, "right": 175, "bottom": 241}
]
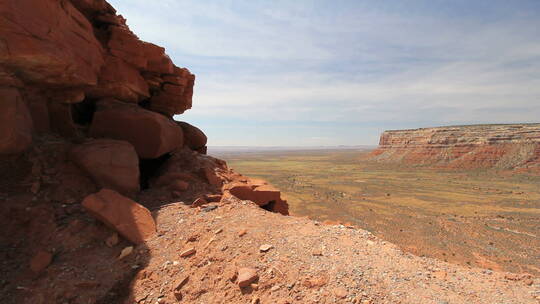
[
  {"left": 1, "top": 0, "right": 195, "bottom": 153},
  {"left": 0, "top": 0, "right": 288, "bottom": 229},
  {"left": 370, "top": 124, "right": 540, "bottom": 171}
]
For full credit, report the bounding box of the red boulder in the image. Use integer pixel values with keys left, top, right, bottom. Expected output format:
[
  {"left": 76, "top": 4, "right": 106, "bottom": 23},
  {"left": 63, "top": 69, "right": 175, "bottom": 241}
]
[
  {"left": 82, "top": 189, "right": 156, "bottom": 244},
  {"left": 70, "top": 139, "right": 140, "bottom": 195},
  {"left": 0, "top": 0, "right": 104, "bottom": 86},
  {"left": 177, "top": 121, "right": 207, "bottom": 152},
  {"left": 149, "top": 67, "right": 195, "bottom": 116},
  {"left": 89, "top": 101, "right": 183, "bottom": 159}
]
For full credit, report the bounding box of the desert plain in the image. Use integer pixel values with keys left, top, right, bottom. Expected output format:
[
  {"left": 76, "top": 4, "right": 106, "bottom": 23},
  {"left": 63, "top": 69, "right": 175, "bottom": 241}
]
[{"left": 219, "top": 149, "right": 540, "bottom": 275}]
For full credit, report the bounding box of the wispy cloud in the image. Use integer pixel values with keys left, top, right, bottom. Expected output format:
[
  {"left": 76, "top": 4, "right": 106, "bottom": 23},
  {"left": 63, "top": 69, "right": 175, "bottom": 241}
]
[{"left": 109, "top": 0, "right": 540, "bottom": 145}]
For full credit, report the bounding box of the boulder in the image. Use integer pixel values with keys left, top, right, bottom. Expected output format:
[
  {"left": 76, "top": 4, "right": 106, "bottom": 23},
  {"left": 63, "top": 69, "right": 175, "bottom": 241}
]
[
  {"left": 82, "top": 189, "right": 156, "bottom": 244},
  {"left": 0, "top": 0, "right": 104, "bottom": 86},
  {"left": 89, "top": 101, "right": 183, "bottom": 158},
  {"left": 30, "top": 250, "right": 53, "bottom": 273},
  {"left": 149, "top": 67, "right": 195, "bottom": 116},
  {"left": 87, "top": 55, "right": 149, "bottom": 103},
  {"left": 0, "top": 87, "right": 33, "bottom": 154},
  {"left": 224, "top": 176, "right": 290, "bottom": 215},
  {"left": 149, "top": 90, "right": 190, "bottom": 116},
  {"left": 227, "top": 183, "right": 280, "bottom": 206},
  {"left": 70, "top": 139, "right": 140, "bottom": 195},
  {"left": 177, "top": 122, "right": 207, "bottom": 151}
]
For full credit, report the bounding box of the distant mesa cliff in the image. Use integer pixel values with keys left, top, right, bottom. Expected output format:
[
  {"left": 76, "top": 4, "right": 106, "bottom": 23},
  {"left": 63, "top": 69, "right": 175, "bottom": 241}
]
[{"left": 370, "top": 124, "right": 540, "bottom": 172}]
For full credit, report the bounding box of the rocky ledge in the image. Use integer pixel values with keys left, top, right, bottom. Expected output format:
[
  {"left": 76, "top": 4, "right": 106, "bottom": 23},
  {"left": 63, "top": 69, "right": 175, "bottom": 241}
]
[
  {"left": 370, "top": 124, "right": 540, "bottom": 171},
  {"left": 0, "top": 1, "right": 290, "bottom": 301}
]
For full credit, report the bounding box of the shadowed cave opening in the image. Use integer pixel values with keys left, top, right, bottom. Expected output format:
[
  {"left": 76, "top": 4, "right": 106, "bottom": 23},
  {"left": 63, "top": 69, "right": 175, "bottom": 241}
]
[
  {"left": 262, "top": 200, "right": 276, "bottom": 212},
  {"left": 139, "top": 153, "right": 172, "bottom": 190},
  {"left": 71, "top": 99, "right": 96, "bottom": 126}
]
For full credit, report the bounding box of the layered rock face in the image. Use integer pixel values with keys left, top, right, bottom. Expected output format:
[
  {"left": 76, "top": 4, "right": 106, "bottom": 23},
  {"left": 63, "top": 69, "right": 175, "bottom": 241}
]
[
  {"left": 370, "top": 124, "right": 540, "bottom": 171},
  {"left": 0, "top": 0, "right": 288, "bottom": 251},
  {"left": 0, "top": 0, "right": 195, "bottom": 155}
]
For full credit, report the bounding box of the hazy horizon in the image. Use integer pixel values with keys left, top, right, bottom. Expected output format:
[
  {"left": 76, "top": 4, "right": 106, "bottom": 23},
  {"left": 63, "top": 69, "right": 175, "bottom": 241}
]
[{"left": 109, "top": 0, "right": 540, "bottom": 146}]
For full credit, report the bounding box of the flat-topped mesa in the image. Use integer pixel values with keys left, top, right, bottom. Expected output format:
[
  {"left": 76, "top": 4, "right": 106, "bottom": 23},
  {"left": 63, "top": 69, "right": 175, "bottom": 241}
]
[{"left": 371, "top": 124, "right": 540, "bottom": 171}]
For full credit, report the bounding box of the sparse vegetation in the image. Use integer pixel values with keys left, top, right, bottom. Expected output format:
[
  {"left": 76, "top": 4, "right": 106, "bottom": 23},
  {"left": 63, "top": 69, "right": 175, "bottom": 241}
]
[{"left": 220, "top": 149, "right": 540, "bottom": 274}]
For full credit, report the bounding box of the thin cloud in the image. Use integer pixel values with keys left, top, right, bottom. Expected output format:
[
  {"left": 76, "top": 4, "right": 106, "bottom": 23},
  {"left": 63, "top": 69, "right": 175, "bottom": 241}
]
[{"left": 108, "top": 0, "right": 540, "bottom": 145}]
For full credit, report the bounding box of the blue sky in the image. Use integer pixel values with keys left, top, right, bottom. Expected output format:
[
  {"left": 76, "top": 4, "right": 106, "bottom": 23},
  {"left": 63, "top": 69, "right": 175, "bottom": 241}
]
[{"left": 109, "top": 0, "right": 540, "bottom": 146}]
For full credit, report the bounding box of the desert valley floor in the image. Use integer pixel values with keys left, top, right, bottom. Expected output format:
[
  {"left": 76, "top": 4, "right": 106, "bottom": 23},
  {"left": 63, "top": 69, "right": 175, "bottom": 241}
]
[{"left": 218, "top": 149, "right": 540, "bottom": 276}]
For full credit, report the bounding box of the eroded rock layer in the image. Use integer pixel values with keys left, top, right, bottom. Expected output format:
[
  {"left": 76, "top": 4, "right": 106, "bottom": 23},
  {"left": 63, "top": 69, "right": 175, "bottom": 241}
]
[
  {"left": 370, "top": 124, "right": 540, "bottom": 171},
  {"left": 0, "top": 2, "right": 291, "bottom": 300},
  {"left": 1, "top": 0, "right": 195, "bottom": 156}
]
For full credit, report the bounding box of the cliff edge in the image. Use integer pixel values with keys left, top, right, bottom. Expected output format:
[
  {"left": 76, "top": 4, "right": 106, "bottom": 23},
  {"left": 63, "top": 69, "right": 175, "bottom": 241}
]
[{"left": 370, "top": 124, "right": 540, "bottom": 172}]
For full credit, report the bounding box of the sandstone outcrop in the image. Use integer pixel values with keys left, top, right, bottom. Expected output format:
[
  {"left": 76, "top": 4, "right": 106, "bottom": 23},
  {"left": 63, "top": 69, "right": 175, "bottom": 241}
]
[
  {"left": 82, "top": 189, "right": 156, "bottom": 244},
  {"left": 70, "top": 139, "right": 140, "bottom": 195},
  {"left": 0, "top": 1, "right": 291, "bottom": 301},
  {"left": 223, "top": 174, "right": 290, "bottom": 216},
  {"left": 177, "top": 121, "right": 208, "bottom": 153},
  {"left": 89, "top": 101, "right": 183, "bottom": 159},
  {"left": 370, "top": 124, "right": 540, "bottom": 171},
  {"left": 1, "top": 0, "right": 195, "bottom": 149}
]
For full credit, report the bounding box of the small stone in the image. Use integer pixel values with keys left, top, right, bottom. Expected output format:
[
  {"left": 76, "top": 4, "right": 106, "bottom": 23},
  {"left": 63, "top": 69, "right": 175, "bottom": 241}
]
[
  {"left": 174, "top": 275, "right": 189, "bottom": 291},
  {"left": 333, "top": 287, "right": 348, "bottom": 298},
  {"left": 187, "top": 235, "right": 199, "bottom": 242},
  {"left": 251, "top": 297, "right": 260, "bottom": 304},
  {"left": 180, "top": 248, "right": 196, "bottom": 257},
  {"left": 312, "top": 250, "right": 323, "bottom": 256},
  {"left": 524, "top": 279, "right": 533, "bottom": 286},
  {"left": 504, "top": 273, "right": 521, "bottom": 281},
  {"left": 202, "top": 205, "right": 218, "bottom": 212},
  {"left": 214, "top": 228, "right": 223, "bottom": 234},
  {"left": 191, "top": 197, "right": 207, "bottom": 207},
  {"left": 118, "top": 246, "right": 133, "bottom": 260},
  {"left": 434, "top": 271, "right": 447, "bottom": 280},
  {"left": 238, "top": 229, "right": 247, "bottom": 237},
  {"left": 271, "top": 285, "right": 280, "bottom": 292},
  {"left": 259, "top": 244, "right": 273, "bottom": 252},
  {"left": 30, "top": 182, "right": 40, "bottom": 194},
  {"left": 250, "top": 283, "right": 258, "bottom": 290},
  {"left": 30, "top": 250, "right": 52, "bottom": 273},
  {"left": 105, "top": 233, "right": 119, "bottom": 247},
  {"left": 238, "top": 268, "right": 258, "bottom": 288},
  {"left": 173, "top": 290, "right": 182, "bottom": 301}
]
